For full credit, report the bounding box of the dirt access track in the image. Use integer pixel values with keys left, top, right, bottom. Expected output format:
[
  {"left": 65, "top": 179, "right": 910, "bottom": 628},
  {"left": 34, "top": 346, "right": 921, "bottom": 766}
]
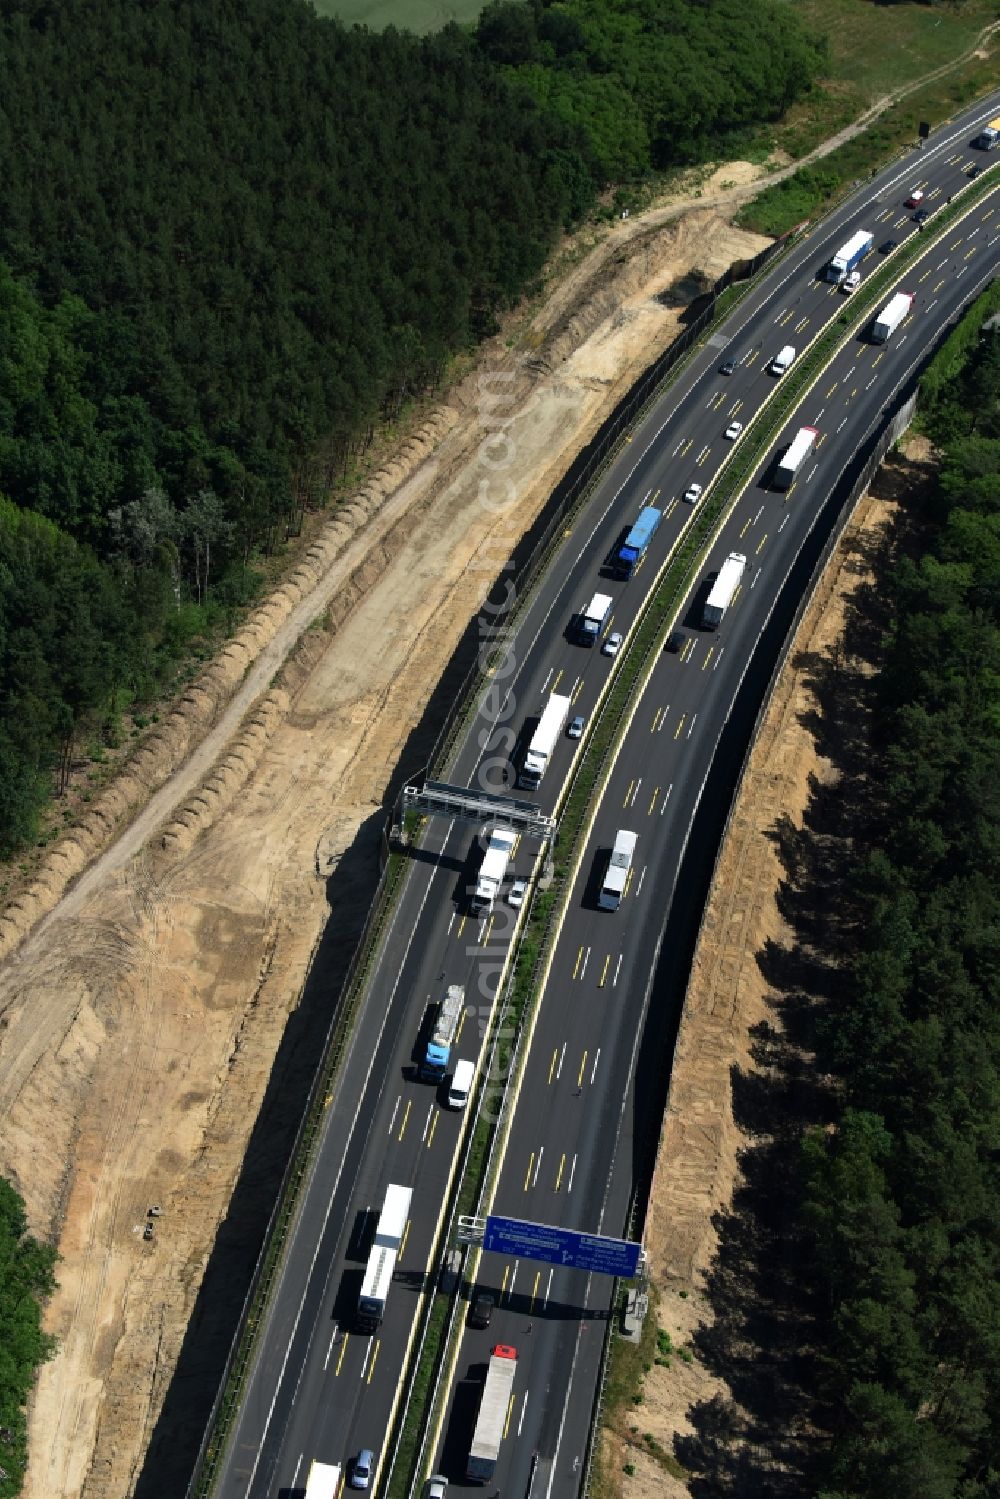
[{"left": 0, "top": 162, "right": 771, "bottom": 1499}]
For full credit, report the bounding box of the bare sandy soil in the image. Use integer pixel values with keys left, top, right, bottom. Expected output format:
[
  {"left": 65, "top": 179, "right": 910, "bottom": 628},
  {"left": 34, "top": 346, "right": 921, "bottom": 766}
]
[
  {"left": 0, "top": 168, "right": 772, "bottom": 1498},
  {"left": 606, "top": 480, "right": 902, "bottom": 1499}
]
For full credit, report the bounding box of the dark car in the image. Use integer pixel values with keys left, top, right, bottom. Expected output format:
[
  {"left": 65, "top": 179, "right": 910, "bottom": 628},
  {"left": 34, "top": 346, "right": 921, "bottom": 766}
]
[
  {"left": 969, "top": 164, "right": 981, "bottom": 178},
  {"left": 719, "top": 358, "right": 737, "bottom": 376},
  {"left": 665, "top": 630, "right": 685, "bottom": 654},
  {"left": 878, "top": 238, "right": 898, "bottom": 255},
  {"left": 913, "top": 207, "right": 930, "bottom": 224},
  {"left": 468, "top": 1291, "right": 495, "bottom": 1329}
]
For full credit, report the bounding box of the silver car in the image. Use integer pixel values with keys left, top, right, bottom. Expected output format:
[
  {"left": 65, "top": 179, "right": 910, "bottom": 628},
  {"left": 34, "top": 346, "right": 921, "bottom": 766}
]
[{"left": 602, "top": 631, "right": 623, "bottom": 657}]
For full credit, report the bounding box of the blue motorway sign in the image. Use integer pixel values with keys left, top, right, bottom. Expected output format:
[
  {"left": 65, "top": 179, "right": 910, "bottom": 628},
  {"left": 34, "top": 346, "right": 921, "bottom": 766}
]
[{"left": 483, "top": 1215, "right": 641, "bottom": 1277}]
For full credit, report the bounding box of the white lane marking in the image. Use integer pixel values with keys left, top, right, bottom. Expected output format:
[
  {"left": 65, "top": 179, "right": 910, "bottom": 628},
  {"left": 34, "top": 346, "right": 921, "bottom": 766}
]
[
  {"left": 779, "top": 514, "right": 789, "bottom": 532},
  {"left": 613, "top": 953, "right": 624, "bottom": 987},
  {"left": 568, "top": 1153, "right": 578, "bottom": 1193},
  {"left": 447, "top": 910, "right": 455, "bottom": 936},
  {"left": 815, "top": 407, "right": 825, "bottom": 421},
  {"left": 807, "top": 463, "right": 818, "bottom": 483},
  {"left": 388, "top": 1098, "right": 401, "bottom": 1134},
  {"left": 555, "top": 1042, "right": 566, "bottom": 1080},
  {"left": 713, "top": 647, "right": 725, "bottom": 672},
  {"left": 532, "top": 1147, "right": 544, "bottom": 1188},
  {"left": 660, "top": 783, "right": 673, "bottom": 815},
  {"left": 635, "top": 864, "right": 647, "bottom": 898},
  {"left": 518, "top": 1390, "right": 530, "bottom": 1437},
  {"left": 323, "top": 1327, "right": 338, "bottom": 1371},
  {"left": 421, "top": 1104, "right": 435, "bottom": 1142},
  {"left": 590, "top": 1050, "right": 601, "bottom": 1086},
  {"left": 507, "top": 1262, "right": 518, "bottom": 1304},
  {"left": 751, "top": 567, "right": 762, "bottom": 590},
  {"left": 544, "top": 1268, "right": 554, "bottom": 1308},
  {"left": 579, "top": 945, "right": 591, "bottom": 980},
  {"left": 541, "top": 667, "right": 553, "bottom": 692},
  {"left": 837, "top": 418, "right": 848, "bottom": 433},
  {"left": 686, "top": 712, "right": 698, "bottom": 738}
]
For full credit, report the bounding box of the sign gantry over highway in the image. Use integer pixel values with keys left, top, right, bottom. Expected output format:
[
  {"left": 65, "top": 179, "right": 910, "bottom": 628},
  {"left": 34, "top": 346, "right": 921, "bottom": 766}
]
[
  {"left": 402, "top": 779, "right": 557, "bottom": 841},
  {"left": 459, "top": 1213, "right": 643, "bottom": 1277}
]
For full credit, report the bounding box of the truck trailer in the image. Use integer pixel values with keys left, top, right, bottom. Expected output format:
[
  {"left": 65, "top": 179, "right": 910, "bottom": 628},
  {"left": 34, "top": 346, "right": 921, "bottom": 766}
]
[
  {"left": 824, "top": 229, "right": 874, "bottom": 283},
  {"left": 421, "top": 984, "right": 466, "bottom": 1082},
  {"left": 574, "top": 591, "right": 613, "bottom": 646},
  {"left": 471, "top": 827, "right": 517, "bottom": 915},
  {"left": 304, "top": 1461, "right": 342, "bottom": 1499},
  {"left": 466, "top": 1344, "right": 518, "bottom": 1483},
  {"left": 701, "top": 553, "right": 746, "bottom": 629},
  {"left": 613, "top": 505, "right": 663, "bottom": 578},
  {"left": 974, "top": 116, "right": 1000, "bottom": 149},
  {"left": 519, "top": 693, "right": 572, "bottom": 790},
  {"left": 871, "top": 291, "right": 913, "bottom": 344},
  {"left": 357, "top": 1183, "right": 412, "bottom": 1331},
  {"left": 775, "top": 426, "right": 819, "bottom": 490}
]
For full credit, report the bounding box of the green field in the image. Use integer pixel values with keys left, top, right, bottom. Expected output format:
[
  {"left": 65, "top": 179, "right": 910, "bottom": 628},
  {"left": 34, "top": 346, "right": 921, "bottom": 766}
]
[
  {"left": 787, "top": 0, "right": 997, "bottom": 100},
  {"left": 311, "top": 0, "right": 484, "bottom": 30}
]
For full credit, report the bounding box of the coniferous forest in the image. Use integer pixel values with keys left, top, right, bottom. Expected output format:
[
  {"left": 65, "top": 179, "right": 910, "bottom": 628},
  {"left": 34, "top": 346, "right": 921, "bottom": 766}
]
[
  {"left": 0, "top": 0, "right": 820, "bottom": 855},
  {"left": 802, "top": 320, "right": 1000, "bottom": 1498}
]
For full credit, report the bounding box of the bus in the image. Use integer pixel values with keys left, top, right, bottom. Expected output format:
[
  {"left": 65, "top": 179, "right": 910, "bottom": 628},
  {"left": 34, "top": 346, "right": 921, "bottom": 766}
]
[{"left": 599, "top": 830, "right": 637, "bottom": 911}]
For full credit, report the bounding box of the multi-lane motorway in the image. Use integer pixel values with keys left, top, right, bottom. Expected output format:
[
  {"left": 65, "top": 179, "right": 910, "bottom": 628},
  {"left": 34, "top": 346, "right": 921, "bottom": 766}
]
[{"left": 210, "top": 94, "right": 999, "bottom": 1499}]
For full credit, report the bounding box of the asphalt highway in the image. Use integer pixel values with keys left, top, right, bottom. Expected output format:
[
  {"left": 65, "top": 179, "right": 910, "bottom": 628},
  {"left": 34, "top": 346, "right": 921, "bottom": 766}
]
[{"left": 208, "top": 95, "right": 1000, "bottom": 1499}]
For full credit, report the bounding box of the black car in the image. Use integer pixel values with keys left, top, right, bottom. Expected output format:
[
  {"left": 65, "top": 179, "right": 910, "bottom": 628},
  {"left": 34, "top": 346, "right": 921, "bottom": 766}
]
[
  {"left": 665, "top": 629, "right": 685, "bottom": 653},
  {"left": 913, "top": 208, "right": 930, "bottom": 224},
  {"left": 719, "top": 358, "right": 737, "bottom": 376},
  {"left": 468, "top": 1291, "right": 494, "bottom": 1329},
  {"left": 969, "top": 165, "right": 981, "bottom": 178},
  {"left": 878, "top": 238, "right": 898, "bottom": 255}
]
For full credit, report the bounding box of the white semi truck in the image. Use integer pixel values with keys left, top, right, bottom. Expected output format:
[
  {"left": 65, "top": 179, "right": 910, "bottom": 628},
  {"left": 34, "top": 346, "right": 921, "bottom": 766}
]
[
  {"left": 702, "top": 553, "right": 746, "bottom": 629},
  {"left": 304, "top": 1461, "right": 342, "bottom": 1499},
  {"left": 775, "top": 426, "right": 819, "bottom": 490},
  {"left": 357, "top": 1183, "right": 412, "bottom": 1332},
  {"left": 466, "top": 1344, "right": 518, "bottom": 1483},
  {"left": 470, "top": 827, "right": 517, "bottom": 915},
  {"left": 871, "top": 291, "right": 913, "bottom": 343},
  {"left": 519, "top": 693, "right": 572, "bottom": 790},
  {"left": 824, "top": 229, "right": 873, "bottom": 284}
]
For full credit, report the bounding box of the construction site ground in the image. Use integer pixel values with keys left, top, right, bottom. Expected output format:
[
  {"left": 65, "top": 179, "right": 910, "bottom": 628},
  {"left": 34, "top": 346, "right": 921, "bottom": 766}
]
[{"left": 0, "top": 119, "right": 926, "bottom": 1499}]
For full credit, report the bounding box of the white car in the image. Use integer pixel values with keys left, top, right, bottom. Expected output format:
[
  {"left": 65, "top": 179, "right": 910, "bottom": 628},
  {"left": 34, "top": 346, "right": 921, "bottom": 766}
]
[
  {"left": 841, "top": 269, "right": 860, "bottom": 294},
  {"left": 508, "top": 878, "right": 528, "bottom": 909},
  {"left": 567, "top": 714, "right": 585, "bottom": 739},
  {"left": 683, "top": 482, "right": 703, "bottom": 505},
  {"left": 425, "top": 1479, "right": 448, "bottom": 1499},
  {"left": 602, "top": 631, "right": 623, "bottom": 657},
  {"left": 724, "top": 420, "right": 743, "bottom": 441}
]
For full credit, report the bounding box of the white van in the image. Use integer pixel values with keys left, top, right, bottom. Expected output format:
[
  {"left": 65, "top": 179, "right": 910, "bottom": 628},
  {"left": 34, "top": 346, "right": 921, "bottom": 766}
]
[
  {"left": 447, "top": 1058, "right": 476, "bottom": 1109},
  {"left": 770, "top": 344, "right": 795, "bottom": 375}
]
